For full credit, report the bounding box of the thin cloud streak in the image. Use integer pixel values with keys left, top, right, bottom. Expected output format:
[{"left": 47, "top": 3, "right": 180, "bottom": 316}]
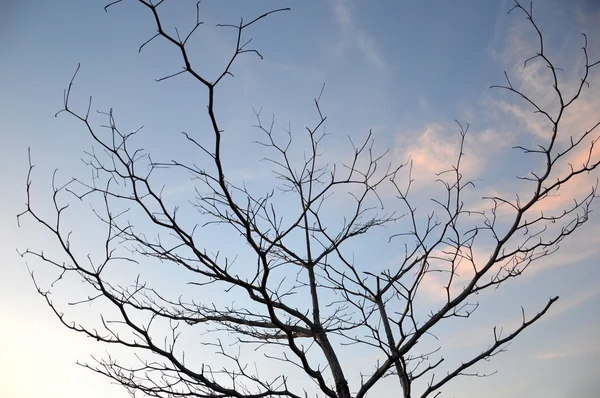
[{"left": 331, "top": 0, "right": 387, "bottom": 70}]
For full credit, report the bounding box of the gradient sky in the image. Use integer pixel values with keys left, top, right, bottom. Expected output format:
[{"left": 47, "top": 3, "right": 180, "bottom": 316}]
[{"left": 1, "top": 1, "right": 600, "bottom": 397}]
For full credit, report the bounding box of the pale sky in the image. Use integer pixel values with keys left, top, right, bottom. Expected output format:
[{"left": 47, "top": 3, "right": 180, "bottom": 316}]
[{"left": 1, "top": 1, "right": 600, "bottom": 397}]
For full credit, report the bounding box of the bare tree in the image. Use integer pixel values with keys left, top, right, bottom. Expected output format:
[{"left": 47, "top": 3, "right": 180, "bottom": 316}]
[{"left": 18, "top": 1, "right": 600, "bottom": 397}]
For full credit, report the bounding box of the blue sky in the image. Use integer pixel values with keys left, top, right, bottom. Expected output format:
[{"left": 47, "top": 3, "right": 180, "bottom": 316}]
[{"left": 1, "top": 1, "right": 600, "bottom": 397}]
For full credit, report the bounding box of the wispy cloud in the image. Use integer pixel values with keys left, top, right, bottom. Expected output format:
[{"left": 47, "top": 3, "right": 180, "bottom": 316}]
[
  {"left": 389, "top": 4, "right": 600, "bottom": 303},
  {"left": 536, "top": 341, "right": 600, "bottom": 360},
  {"left": 476, "top": 10, "right": 600, "bottom": 238},
  {"left": 541, "top": 282, "right": 600, "bottom": 321},
  {"left": 393, "top": 122, "right": 512, "bottom": 193},
  {"left": 331, "top": 0, "right": 387, "bottom": 70},
  {"left": 429, "top": 282, "right": 600, "bottom": 352}
]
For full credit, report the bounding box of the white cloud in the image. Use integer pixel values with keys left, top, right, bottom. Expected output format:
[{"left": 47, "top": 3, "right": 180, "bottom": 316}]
[
  {"left": 332, "top": 0, "right": 351, "bottom": 29},
  {"left": 331, "top": 0, "right": 387, "bottom": 71}
]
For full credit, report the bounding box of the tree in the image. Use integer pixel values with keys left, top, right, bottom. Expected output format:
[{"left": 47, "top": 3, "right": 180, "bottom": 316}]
[{"left": 17, "top": 1, "right": 600, "bottom": 397}]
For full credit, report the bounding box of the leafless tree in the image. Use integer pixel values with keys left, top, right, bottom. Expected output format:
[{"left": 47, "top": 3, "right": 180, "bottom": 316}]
[{"left": 18, "top": 1, "right": 600, "bottom": 397}]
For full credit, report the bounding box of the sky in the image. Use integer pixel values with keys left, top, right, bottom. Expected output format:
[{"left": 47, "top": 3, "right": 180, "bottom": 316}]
[{"left": 1, "top": 0, "right": 600, "bottom": 397}]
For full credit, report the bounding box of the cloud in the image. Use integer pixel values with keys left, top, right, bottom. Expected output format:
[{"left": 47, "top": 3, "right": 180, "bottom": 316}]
[
  {"left": 535, "top": 337, "right": 600, "bottom": 360},
  {"left": 332, "top": 0, "right": 351, "bottom": 29},
  {"left": 331, "top": 0, "right": 387, "bottom": 71},
  {"left": 478, "top": 10, "right": 600, "bottom": 218},
  {"left": 535, "top": 345, "right": 599, "bottom": 360},
  {"left": 416, "top": 245, "right": 491, "bottom": 303},
  {"left": 391, "top": 8, "right": 600, "bottom": 302},
  {"left": 392, "top": 121, "right": 511, "bottom": 195},
  {"left": 429, "top": 281, "right": 600, "bottom": 352},
  {"left": 397, "top": 123, "right": 467, "bottom": 182},
  {"left": 540, "top": 282, "right": 600, "bottom": 321}
]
